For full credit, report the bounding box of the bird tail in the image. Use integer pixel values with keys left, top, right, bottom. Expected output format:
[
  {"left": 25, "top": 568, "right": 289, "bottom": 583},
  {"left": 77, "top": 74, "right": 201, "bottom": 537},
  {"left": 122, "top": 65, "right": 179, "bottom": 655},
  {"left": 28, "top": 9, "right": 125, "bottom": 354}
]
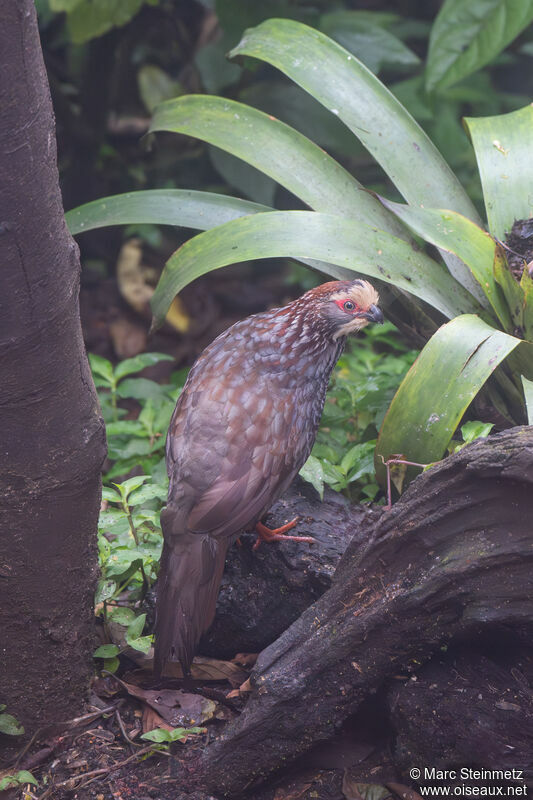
[{"left": 154, "top": 508, "right": 229, "bottom": 678}]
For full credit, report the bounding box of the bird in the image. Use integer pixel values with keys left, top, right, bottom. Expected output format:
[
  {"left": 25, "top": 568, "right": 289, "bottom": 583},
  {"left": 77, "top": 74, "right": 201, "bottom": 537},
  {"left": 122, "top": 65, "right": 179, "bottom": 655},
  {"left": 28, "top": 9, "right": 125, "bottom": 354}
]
[{"left": 154, "top": 279, "right": 384, "bottom": 676}]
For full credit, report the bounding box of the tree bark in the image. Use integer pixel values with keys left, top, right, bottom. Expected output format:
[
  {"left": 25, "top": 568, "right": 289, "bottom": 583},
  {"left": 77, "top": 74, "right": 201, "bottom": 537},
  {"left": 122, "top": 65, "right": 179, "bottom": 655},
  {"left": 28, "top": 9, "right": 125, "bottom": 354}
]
[
  {"left": 0, "top": 1, "right": 106, "bottom": 744},
  {"left": 199, "top": 426, "right": 533, "bottom": 796}
]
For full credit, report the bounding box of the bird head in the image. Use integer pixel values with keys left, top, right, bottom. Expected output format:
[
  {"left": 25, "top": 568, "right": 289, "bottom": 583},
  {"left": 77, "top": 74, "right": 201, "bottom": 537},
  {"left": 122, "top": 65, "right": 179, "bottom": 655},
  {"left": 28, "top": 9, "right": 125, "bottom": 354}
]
[{"left": 307, "top": 279, "right": 384, "bottom": 340}]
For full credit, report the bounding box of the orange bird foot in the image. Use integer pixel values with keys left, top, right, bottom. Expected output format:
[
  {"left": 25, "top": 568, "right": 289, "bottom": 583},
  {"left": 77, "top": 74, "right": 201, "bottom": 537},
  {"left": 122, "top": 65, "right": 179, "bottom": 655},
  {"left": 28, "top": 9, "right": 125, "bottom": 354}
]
[{"left": 252, "top": 517, "right": 315, "bottom": 550}]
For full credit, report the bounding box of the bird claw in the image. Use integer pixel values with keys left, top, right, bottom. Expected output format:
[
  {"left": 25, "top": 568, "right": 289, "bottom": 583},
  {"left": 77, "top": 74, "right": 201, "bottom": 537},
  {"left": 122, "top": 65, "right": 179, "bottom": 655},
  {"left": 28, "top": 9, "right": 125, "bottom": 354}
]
[{"left": 253, "top": 517, "right": 315, "bottom": 550}]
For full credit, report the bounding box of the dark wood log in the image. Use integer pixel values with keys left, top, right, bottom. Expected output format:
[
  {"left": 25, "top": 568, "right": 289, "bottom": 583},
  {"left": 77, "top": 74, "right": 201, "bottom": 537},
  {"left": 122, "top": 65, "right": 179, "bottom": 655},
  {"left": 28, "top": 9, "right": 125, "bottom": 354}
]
[
  {"left": 201, "top": 479, "right": 373, "bottom": 658},
  {"left": 198, "top": 426, "right": 533, "bottom": 796}
]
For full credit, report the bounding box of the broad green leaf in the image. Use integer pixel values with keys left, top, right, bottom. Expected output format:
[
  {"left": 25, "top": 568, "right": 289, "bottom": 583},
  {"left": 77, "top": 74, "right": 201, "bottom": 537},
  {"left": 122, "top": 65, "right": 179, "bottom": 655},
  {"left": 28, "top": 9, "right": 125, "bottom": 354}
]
[
  {"left": 426, "top": 0, "right": 533, "bottom": 92},
  {"left": 95, "top": 579, "right": 117, "bottom": 604},
  {"left": 66, "top": 0, "right": 150, "bottom": 44},
  {"left": 140, "top": 726, "right": 205, "bottom": 743},
  {"left": 103, "top": 657, "right": 120, "bottom": 673},
  {"left": 66, "top": 190, "right": 270, "bottom": 236},
  {"left": 141, "top": 727, "right": 174, "bottom": 743},
  {"left": 230, "top": 19, "right": 481, "bottom": 222},
  {"left": 299, "top": 455, "right": 325, "bottom": 500},
  {"left": 460, "top": 420, "right": 494, "bottom": 443},
  {"left": 93, "top": 644, "right": 120, "bottom": 659},
  {"left": 105, "top": 421, "right": 146, "bottom": 437},
  {"left": 150, "top": 95, "right": 406, "bottom": 234},
  {"left": 108, "top": 607, "right": 136, "bottom": 626},
  {"left": 319, "top": 11, "right": 420, "bottom": 74},
  {"left": 116, "top": 378, "right": 166, "bottom": 401},
  {"left": 101, "top": 487, "right": 122, "bottom": 503},
  {"left": 114, "top": 353, "right": 174, "bottom": 381},
  {"left": 464, "top": 105, "right": 533, "bottom": 239},
  {"left": 238, "top": 81, "right": 360, "bottom": 158},
  {"left": 151, "top": 211, "right": 481, "bottom": 329},
  {"left": 127, "top": 635, "right": 152, "bottom": 654},
  {"left": 128, "top": 484, "right": 168, "bottom": 506},
  {"left": 208, "top": 146, "right": 276, "bottom": 206},
  {"left": 137, "top": 65, "right": 182, "bottom": 115},
  {"left": 0, "top": 713, "right": 24, "bottom": 736},
  {"left": 522, "top": 376, "right": 533, "bottom": 424},
  {"left": 114, "top": 475, "right": 151, "bottom": 499},
  {"left": 127, "top": 613, "right": 146, "bottom": 641},
  {"left": 229, "top": 18, "right": 481, "bottom": 294},
  {"left": 375, "top": 314, "right": 521, "bottom": 488},
  {"left": 378, "top": 199, "right": 507, "bottom": 322},
  {"left": 88, "top": 353, "right": 114, "bottom": 383}
]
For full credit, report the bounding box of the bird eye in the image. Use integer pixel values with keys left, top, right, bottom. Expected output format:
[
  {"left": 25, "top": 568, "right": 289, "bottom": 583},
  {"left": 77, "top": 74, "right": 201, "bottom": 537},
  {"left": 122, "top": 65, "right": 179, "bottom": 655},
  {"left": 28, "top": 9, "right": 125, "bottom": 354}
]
[{"left": 343, "top": 300, "right": 355, "bottom": 312}]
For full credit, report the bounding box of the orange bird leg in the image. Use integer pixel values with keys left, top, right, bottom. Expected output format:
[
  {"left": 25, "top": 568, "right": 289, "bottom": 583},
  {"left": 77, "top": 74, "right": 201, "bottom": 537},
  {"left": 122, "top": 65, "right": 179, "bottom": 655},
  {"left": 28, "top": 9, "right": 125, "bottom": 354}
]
[{"left": 253, "top": 517, "right": 315, "bottom": 551}]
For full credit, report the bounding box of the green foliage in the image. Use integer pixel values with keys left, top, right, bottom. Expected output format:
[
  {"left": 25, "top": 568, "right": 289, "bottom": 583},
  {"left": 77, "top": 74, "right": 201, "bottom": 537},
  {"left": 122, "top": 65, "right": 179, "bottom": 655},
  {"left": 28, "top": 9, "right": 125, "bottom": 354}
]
[
  {"left": 141, "top": 726, "right": 205, "bottom": 744},
  {"left": 90, "top": 352, "right": 186, "bottom": 480},
  {"left": 0, "top": 771, "right": 38, "bottom": 791},
  {"left": 426, "top": 0, "right": 533, "bottom": 92},
  {"left": 448, "top": 420, "right": 494, "bottom": 454},
  {"left": 49, "top": 0, "right": 160, "bottom": 44},
  {"left": 0, "top": 705, "right": 24, "bottom": 736},
  {"left": 300, "top": 324, "right": 417, "bottom": 502}
]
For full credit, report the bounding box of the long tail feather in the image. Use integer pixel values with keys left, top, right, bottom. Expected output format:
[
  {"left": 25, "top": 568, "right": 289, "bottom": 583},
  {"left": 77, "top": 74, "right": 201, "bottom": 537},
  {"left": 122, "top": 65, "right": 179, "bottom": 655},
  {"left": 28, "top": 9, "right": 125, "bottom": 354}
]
[{"left": 154, "top": 508, "right": 229, "bottom": 677}]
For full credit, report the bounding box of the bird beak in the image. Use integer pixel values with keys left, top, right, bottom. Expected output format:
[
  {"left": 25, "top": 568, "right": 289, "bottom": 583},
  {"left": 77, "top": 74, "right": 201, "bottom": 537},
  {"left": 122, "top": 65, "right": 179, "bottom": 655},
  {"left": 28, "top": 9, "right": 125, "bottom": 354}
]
[{"left": 362, "top": 304, "right": 384, "bottom": 324}]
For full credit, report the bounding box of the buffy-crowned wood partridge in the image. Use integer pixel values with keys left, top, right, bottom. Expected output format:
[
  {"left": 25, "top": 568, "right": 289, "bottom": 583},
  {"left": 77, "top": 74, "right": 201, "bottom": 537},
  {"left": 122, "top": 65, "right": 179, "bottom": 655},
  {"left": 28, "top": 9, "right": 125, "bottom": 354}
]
[{"left": 154, "top": 279, "right": 384, "bottom": 676}]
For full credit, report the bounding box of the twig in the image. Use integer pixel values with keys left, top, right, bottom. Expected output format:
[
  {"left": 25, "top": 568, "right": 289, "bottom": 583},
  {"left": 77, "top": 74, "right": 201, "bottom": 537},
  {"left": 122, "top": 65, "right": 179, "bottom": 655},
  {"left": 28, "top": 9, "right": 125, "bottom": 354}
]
[
  {"left": 13, "top": 704, "right": 117, "bottom": 769},
  {"left": 379, "top": 455, "right": 428, "bottom": 509},
  {"left": 38, "top": 744, "right": 157, "bottom": 799},
  {"left": 114, "top": 709, "right": 139, "bottom": 752}
]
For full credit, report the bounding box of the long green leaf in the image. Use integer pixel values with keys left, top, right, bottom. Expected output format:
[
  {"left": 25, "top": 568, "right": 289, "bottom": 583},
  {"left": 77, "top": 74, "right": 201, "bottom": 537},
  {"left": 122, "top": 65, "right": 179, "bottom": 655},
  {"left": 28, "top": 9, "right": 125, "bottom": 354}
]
[
  {"left": 375, "top": 314, "right": 521, "bottom": 487},
  {"left": 378, "top": 199, "right": 509, "bottom": 324},
  {"left": 230, "top": 19, "right": 481, "bottom": 223},
  {"left": 151, "top": 211, "right": 481, "bottom": 329},
  {"left": 522, "top": 376, "right": 533, "bottom": 425},
  {"left": 464, "top": 104, "right": 533, "bottom": 239},
  {"left": 426, "top": 0, "right": 533, "bottom": 92},
  {"left": 64, "top": 190, "right": 394, "bottom": 292},
  {"left": 65, "top": 189, "right": 270, "bottom": 236},
  {"left": 150, "top": 95, "right": 407, "bottom": 236}
]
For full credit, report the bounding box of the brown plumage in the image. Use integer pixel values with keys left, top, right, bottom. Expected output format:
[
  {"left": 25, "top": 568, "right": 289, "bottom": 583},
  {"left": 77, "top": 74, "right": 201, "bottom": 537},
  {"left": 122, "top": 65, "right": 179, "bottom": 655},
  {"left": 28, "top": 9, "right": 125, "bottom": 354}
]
[{"left": 154, "top": 279, "right": 383, "bottom": 676}]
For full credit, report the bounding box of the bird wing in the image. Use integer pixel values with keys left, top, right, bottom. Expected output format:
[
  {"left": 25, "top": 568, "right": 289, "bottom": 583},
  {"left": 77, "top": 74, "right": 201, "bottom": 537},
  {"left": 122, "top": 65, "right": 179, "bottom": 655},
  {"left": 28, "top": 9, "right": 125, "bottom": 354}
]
[{"left": 166, "top": 365, "right": 296, "bottom": 539}]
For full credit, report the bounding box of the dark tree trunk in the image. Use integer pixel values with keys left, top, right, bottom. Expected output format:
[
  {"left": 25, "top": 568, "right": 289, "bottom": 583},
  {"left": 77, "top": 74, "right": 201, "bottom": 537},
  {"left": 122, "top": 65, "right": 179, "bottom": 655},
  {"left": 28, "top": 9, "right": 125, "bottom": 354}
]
[
  {"left": 198, "top": 426, "right": 533, "bottom": 796},
  {"left": 0, "top": 1, "right": 106, "bottom": 745}
]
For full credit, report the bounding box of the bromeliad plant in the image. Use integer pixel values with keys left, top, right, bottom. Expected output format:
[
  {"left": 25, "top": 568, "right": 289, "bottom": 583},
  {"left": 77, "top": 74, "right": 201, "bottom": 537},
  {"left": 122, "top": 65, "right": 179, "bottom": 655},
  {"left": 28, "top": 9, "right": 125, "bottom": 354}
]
[{"left": 69, "top": 15, "right": 533, "bottom": 493}]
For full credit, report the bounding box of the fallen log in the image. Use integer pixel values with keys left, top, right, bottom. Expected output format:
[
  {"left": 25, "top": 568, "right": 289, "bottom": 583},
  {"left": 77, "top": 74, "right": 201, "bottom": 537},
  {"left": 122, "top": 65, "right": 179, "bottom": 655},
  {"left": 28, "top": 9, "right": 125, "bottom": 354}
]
[
  {"left": 199, "top": 426, "right": 533, "bottom": 796},
  {"left": 202, "top": 479, "right": 373, "bottom": 658}
]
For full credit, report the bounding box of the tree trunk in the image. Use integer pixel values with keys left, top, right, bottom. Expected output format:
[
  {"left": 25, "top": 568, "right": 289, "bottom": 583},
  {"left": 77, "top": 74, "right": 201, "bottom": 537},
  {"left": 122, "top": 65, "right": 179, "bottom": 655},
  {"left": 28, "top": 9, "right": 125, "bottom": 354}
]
[
  {"left": 0, "top": 1, "right": 106, "bottom": 745},
  {"left": 199, "top": 426, "right": 533, "bottom": 796}
]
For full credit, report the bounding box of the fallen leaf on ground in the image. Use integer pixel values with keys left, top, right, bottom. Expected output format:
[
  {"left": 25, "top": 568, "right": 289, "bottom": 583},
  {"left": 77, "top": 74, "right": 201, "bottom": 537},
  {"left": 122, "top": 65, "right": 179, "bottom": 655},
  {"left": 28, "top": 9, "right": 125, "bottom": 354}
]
[
  {"left": 227, "top": 678, "right": 252, "bottom": 699},
  {"left": 142, "top": 706, "right": 173, "bottom": 734},
  {"left": 110, "top": 675, "right": 216, "bottom": 727}
]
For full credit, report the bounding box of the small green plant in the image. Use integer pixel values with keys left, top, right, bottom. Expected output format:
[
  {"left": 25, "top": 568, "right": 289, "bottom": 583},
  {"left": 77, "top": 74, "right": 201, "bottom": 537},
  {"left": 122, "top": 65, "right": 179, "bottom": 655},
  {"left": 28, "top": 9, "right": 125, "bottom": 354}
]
[
  {"left": 0, "top": 771, "right": 38, "bottom": 792},
  {"left": 0, "top": 705, "right": 24, "bottom": 736},
  {"left": 140, "top": 726, "right": 206, "bottom": 753},
  {"left": 447, "top": 420, "right": 494, "bottom": 455},
  {"left": 300, "top": 322, "right": 417, "bottom": 501},
  {"left": 89, "top": 352, "right": 187, "bottom": 481}
]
